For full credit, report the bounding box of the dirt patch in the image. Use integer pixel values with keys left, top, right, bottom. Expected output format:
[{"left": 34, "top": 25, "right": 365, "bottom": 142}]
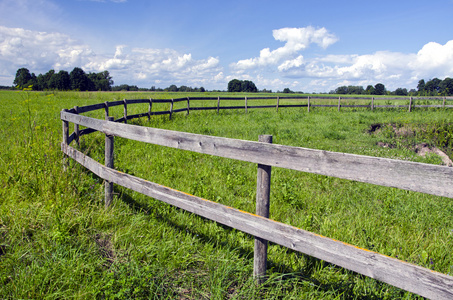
[
  {"left": 370, "top": 123, "right": 453, "bottom": 166},
  {"left": 414, "top": 143, "right": 453, "bottom": 166},
  {"left": 94, "top": 233, "right": 116, "bottom": 266}
]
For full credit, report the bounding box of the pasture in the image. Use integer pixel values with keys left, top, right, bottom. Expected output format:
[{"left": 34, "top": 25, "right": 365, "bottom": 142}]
[{"left": 1, "top": 90, "right": 453, "bottom": 299}]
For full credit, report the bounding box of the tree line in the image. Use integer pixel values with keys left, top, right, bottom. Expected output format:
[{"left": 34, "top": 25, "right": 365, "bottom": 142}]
[
  {"left": 10, "top": 68, "right": 453, "bottom": 96},
  {"left": 13, "top": 67, "right": 114, "bottom": 91},
  {"left": 330, "top": 78, "right": 453, "bottom": 96}
]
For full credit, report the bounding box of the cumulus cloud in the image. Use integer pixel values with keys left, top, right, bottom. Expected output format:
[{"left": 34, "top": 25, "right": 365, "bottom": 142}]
[
  {"left": 0, "top": 26, "right": 222, "bottom": 87},
  {"left": 231, "top": 26, "right": 338, "bottom": 71}
]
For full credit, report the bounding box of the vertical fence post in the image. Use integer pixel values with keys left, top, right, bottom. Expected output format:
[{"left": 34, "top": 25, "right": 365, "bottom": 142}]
[
  {"left": 123, "top": 99, "right": 128, "bottom": 123},
  {"left": 62, "top": 109, "right": 69, "bottom": 171},
  {"left": 217, "top": 96, "right": 220, "bottom": 114},
  {"left": 105, "top": 116, "right": 114, "bottom": 208},
  {"left": 338, "top": 96, "right": 341, "bottom": 112},
  {"left": 104, "top": 101, "right": 109, "bottom": 119},
  {"left": 371, "top": 97, "right": 374, "bottom": 111},
  {"left": 169, "top": 99, "right": 174, "bottom": 120},
  {"left": 187, "top": 97, "right": 190, "bottom": 115},
  {"left": 148, "top": 98, "right": 153, "bottom": 120},
  {"left": 307, "top": 96, "right": 310, "bottom": 113},
  {"left": 443, "top": 97, "right": 446, "bottom": 109},
  {"left": 409, "top": 96, "right": 413, "bottom": 112},
  {"left": 74, "top": 106, "right": 79, "bottom": 146},
  {"left": 254, "top": 135, "right": 272, "bottom": 284},
  {"left": 276, "top": 96, "right": 280, "bottom": 112},
  {"left": 245, "top": 97, "right": 248, "bottom": 113}
]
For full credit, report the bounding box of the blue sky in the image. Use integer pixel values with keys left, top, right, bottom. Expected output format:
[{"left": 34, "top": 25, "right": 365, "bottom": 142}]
[{"left": 1, "top": 0, "right": 453, "bottom": 92}]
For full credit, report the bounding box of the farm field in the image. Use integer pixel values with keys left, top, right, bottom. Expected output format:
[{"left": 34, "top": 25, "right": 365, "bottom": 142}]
[{"left": 1, "top": 90, "right": 453, "bottom": 299}]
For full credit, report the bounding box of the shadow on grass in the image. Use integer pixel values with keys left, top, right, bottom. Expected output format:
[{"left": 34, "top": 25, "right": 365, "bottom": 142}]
[{"left": 116, "top": 187, "right": 404, "bottom": 298}]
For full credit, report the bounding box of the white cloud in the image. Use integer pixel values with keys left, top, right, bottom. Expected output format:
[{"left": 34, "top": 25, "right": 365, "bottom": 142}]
[
  {"left": 0, "top": 26, "right": 223, "bottom": 88},
  {"left": 231, "top": 26, "right": 338, "bottom": 71}
]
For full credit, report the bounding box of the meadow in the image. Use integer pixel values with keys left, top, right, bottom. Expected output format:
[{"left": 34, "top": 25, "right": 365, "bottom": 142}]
[{"left": 1, "top": 90, "right": 453, "bottom": 299}]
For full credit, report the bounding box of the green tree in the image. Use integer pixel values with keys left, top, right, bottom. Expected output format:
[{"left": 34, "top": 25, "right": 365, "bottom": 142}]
[
  {"left": 425, "top": 78, "right": 441, "bottom": 95},
  {"left": 55, "top": 70, "right": 71, "bottom": 90},
  {"left": 365, "top": 85, "right": 375, "bottom": 95},
  {"left": 417, "top": 79, "right": 425, "bottom": 95},
  {"left": 282, "top": 88, "right": 293, "bottom": 93},
  {"left": 394, "top": 88, "right": 408, "bottom": 96},
  {"left": 228, "top": 79, "right": 242, "bottom": 92},
  {"left": 13, "top": 68, "right": 33, "bottom": 89},
  {"left": 374, "top": 83, "right": 385, "bottom": 95},
  {"left": 440, "top": 78, "right": 453, "bottom": 96},
  {"left": 70, "top": 67, "right": 91, "bottom": 91}
]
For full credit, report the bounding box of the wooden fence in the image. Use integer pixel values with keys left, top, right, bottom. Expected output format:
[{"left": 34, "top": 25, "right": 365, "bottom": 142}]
[{"left": 61, "top": 97, "right": 453, "bottom": 299}]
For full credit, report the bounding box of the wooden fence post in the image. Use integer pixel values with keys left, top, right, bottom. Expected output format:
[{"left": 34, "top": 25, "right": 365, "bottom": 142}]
[
  {"left": 245, "top": 97, "right": 248, "bottom": 113},
  {"left": 148, "top": 98, "right": 152, "bottom": 120},
  {"left": 74, "top": 106, "right": 79, "bottom": 146},
  {"left": 187, "top": 97, "right": 190, "bottom": 115},
  {"left": 443, "top": 97, "right": 446, "bottom": 109},
  {"left": 170, "top": 99, "right": 174, "bottom": 120},
  {"left": 276, "top": 96, "right": 280, "bottom": 112},
  {"left": 371, "top": 97, "right": 374, "bottom": 111},
  {"left": 62, "top": 109, "right": 69, "bottom": 171},
  {"left": 254, "top": 135, "right": 272, "bottom": 284},
  {"left": 105, "top": 116, "right": 114, "bottom": 208},
  {"left": 338, "top": 96, "right": 341, "bottom": 112},
  {"left": 217, "top": 97, "right": 220, "bottom": 114},
  {"left": 123, "top": 99, "right": 128, "bottom": 123},
  {"left": 104, "top": 101, "right": 109, "bottom": 119},
  {"left": 307, "top": 96, "right": 310, "bottom": 113},
  {"left": 409, "top": 96, "right": 412, "bottom": 112}
]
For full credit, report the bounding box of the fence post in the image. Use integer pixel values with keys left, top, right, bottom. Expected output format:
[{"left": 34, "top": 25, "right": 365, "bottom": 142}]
[
  {"left": 62, "top": 109, "right": 69, "bottom": 171},
  {"left": 409, "top": 96, "right": 412, "bottom": 112},
  {"left": 371, "top": 97, "right": 374, "bottom": 111},
  {"left": 187, "top": 97, "right": 190, "bottom": 115},
  {"left": 254, "top": 135, "right": 272, "bottom": 284},
  {"left": 443, "top": 97, "right": 446, "bottom": 109},
  {"left": 338, "top": 96, "right": 341, "bottom": 112},
  {"left": 307, "top": 96, "right": 310, "bottom": 113},
  {"left": 123, "top": 99, "right": 127, "bottom": 123},
  {"left": 105, "top": 116, "right": 114, "bottom": 208},
  {"left": 217, "top": 96, "right": 220, "bottom": 114},
  {"left": 74, "top": 106, "right": 79, "bottom": 146},
  {"left": 104, "top": 101, "right": 109, "bottom": 119},
  {"left": 245, "top": 97, "right": 248, "bottom": 113},
  {"left": 169, "top": 99, "right": 174, "bottom": 120},
  {"left": 276, "top": 96, "right": 280, "bottom": 112},
  {"left": 148, "top": 98, "right": 153, "bottom": 120}
]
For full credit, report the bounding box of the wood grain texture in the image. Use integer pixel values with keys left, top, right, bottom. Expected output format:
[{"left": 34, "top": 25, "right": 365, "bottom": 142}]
[
  {"left": 61, "top": 143, "right": 453, "bottom": 299},
  {"left": 61, "top": 111, "right": 453, "bottom": 198}
]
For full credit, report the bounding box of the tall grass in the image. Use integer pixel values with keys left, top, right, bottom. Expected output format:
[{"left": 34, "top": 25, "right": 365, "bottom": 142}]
[{"left": 1, "top": 90, "right": 453, "bottom": 299}]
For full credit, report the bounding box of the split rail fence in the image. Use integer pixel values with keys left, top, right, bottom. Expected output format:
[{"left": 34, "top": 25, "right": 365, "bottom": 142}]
[{"left": 61, "top": 96, "right": 453, "bottom": 299}]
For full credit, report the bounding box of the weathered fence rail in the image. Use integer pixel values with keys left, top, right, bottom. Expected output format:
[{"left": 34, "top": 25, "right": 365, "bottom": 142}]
[{"left": 61, "top": 98, "right": 453, "bottom": 299}]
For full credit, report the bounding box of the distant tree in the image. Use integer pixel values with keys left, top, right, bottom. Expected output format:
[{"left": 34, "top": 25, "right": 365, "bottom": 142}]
[
  {"left": 241, "top": 80, "right": 257, "bottom": 92},
  {"left": 53, "top": 70, "right": 71, "bottom": 90},
  {"left": 87, "top": 71, "right": 113, "bottom": 91},
  {"left": 440, "top": 78, "right": 453, "bottom": 96},
  {"left": 374, "top": 83, "right": 386, "bottom": 95},
  {"left": 425, "top": 78, "right": 442, "bottom": 95},
  {"left": 70, "top": 67, "right": 91, "bottom": 91},
  {"left": 365, "top": 85, "right": 375, "bottom": 95},
  {"left": 282, "top": 88, "right": 293, "bottom": 93},
  {"left": 348, "top": 85, "right": 364, "bottom": 95},
  {"left": 13, "top": 68, "right": 33, "bottom": 88},
  {"left": 227, "top": 79, "right": 257, "bottom": 92},
  {"left": 335, "top": 86, "right": 348, "bottom": 94},
  {"left": 394, "top": 88, "right": 408, "bottom": 96},
  {"left": 417, "top": 79, "right": 426, "bottom": 95},
  {"left": 228, "top": 79, "right": 242, "bottom": 92}
]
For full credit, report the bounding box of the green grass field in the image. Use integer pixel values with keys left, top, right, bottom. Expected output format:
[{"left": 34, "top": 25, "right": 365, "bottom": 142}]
[{"left": 1, "top": 90, "right": 453, "bottom": 299}]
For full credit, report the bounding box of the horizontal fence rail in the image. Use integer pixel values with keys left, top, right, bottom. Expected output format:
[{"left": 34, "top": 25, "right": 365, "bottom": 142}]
[{"left": 61, "top": 98, "right": 453, "bottom": 299}]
